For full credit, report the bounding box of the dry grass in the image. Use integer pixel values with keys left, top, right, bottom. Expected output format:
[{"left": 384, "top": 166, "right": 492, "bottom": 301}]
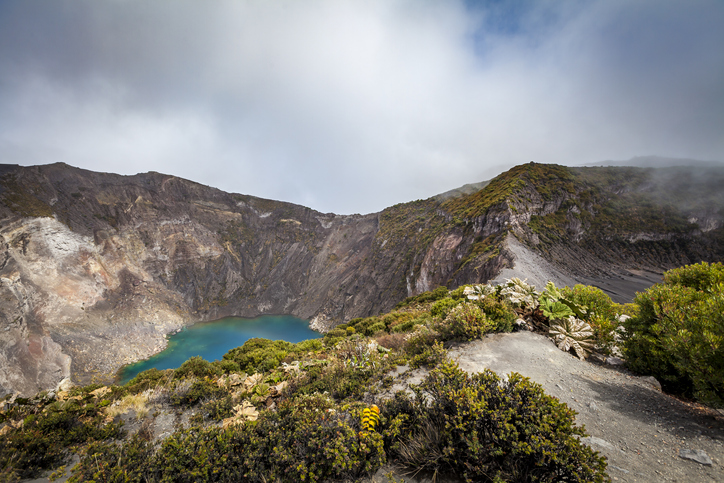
[
  {"left": 104, "top": 391, "right": 151, "bottom": 420},
  {"left": 375, "top": 333, "right": 407, "bottom": 351}
]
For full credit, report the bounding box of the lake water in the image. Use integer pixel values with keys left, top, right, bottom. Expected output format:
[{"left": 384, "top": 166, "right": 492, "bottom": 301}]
[{"left": 118, "top": 315, "right": 320, "bottom": 384}]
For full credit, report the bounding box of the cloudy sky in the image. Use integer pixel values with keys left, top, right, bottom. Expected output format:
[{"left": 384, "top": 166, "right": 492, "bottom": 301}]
[{"left": 1, "top": 0, "right": 723, "bottom": 214}]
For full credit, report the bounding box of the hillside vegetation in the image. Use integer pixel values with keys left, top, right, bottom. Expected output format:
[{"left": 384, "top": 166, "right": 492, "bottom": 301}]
[{"left": 3, "top": 262, "right": 720, "bottom": 482}]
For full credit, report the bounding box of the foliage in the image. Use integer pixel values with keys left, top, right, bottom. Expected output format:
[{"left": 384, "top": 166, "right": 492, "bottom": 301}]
[
  {"left": 462, "top": 284, "right": 495, "bottom": 300},
  {"left": 124, "top": 367, "right": 173, "bottom": 394},
  {"left": 437, "top": 302, "right": 494, "bottom": 341},
  {"left": 395, "top": 286, "right": 449, "bottom": 309},
  {"left": 223, "top": 338, "right": 321, "bottom": 374},
  {"left": 663, "top": 261, "right": 724, "bottom": 291},
  {"left": 0, "top": 397, "right": 124, "bottom": 481},
  {"left": 382, "top": 361, "right": 609, "bottom": 482},
  {"left": 408, "top": 340, "right": 448, "bottom": 369},
  {"left": 430, "top": 297, "right": 460, "bottom": 319},
  {"left": 68, "top": 434, "right": 154, "bottom": 483},
  {"left": 170, "top": 377, "right": 225, "bottom": 407},
  {"left": 561, "top": 284, "right": 633, "bottom": 354},
  {"left": 474, "top": 295, "right": 517, "bottom": 333},
  {"left": 549, "top": 317, "right": 596, "bottom": 360},
  {"left": 72, "top": 395, "right": 385, "bottom": 482},
  {"left": 500, "top": 278, "right": 539, "bottom": 309},
  {"left": 623, "top": 262, "right": 724, "bottom": 407},
  {"left": 175, "top": 356, "right": 222, "bottom": 379},
  {"left": 539, "top": 297, "right": 574, "bottom": 321}
]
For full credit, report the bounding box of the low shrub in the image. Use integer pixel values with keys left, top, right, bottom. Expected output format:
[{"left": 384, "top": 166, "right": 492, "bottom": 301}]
[
  {"left": 170, "top": 377, "right": 225, "bottom": 407},
  {"left": 382, "top": 361, "right": 609, "bottom": 482},
  {"left": 175, "top": 356, "right": 222, "bottom": 379},
  {"left": 430, "top": 297, "right": 460, "bottom": 319},
  {"left": 124, "top": 367, "right": 173, "bottom": 394},
  {"left": 71, "top": 396, "right": 386, "bottom": 483},
  {"left": 436, "top": 302, "right": 494, "bottom": 341},
  {"left": 475, "top": 296, "right": 517, "bottom": 332},
  {"left": 223, "top": 339, "right": 293, "bottom": 373},
  {"left": 408, "top": 340, "right": 448, "bottom": 369},
  {"left": 561, "top": 285, "right": 633, "bottom": 354},
  {"left": 0, "top": 399, "right": 124, "bottom": 481},
  {"left": 395, "top": 286, "right": 449, "bottom": 309},
  {"left": 623, "top": 262, "right": 724, "bottom": 407}
]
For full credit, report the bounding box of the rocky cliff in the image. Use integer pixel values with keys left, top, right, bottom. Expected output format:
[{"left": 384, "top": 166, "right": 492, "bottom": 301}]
[{"left": 1, "top": 162, "right": 722, "bottom": 395}]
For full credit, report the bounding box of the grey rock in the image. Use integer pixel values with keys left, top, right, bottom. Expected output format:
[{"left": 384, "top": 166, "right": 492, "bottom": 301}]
[
  {"left": 605, "top": 356, "right": 625, "bottom": 366},
  {"left": 679, "top": 449, "right": 713, "bottom": 466},
  {"left": 640, "top": 376, "right": 662, "bottom": 391},
  {"left": 581, "top": 436, "right": 621, "bottom": 453}
]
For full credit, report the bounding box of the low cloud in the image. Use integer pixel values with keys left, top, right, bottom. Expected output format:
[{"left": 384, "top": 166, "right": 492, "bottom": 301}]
[{"left": 0, "top": 0, "right": 722, "bottom": 214}]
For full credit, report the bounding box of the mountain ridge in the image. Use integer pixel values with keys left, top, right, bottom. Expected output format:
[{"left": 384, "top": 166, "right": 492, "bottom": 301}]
[{"left": 0, "top": 161, "right": 722, "bottom": 396}]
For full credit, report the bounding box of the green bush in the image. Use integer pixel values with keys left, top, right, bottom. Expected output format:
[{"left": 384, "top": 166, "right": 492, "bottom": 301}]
[
  {"left": 623, "top": 262, "right": 724, "bottom": 407},
  {"left": 0, "top": 399, "right": 124, "bottom": 481},
  {"left": 475, "top": 296, "right": 516, "bottom": 332},
  {"left": 382, "top": 361, "right": 609, "bottom": 482},
  {"left": 171, "top": 378, "right": 225, "bottom": 407},
  {"left": 69, "top": 434, "right": 153, "bottom": 483},
  {"left": 223, "top": 339, "right": 293, "bottom": 373},
  {"left": 72, "top": 396, "right": 385, "bottom": 482},
  {"left": 175, "top": 356, "right": 222, "bottom": 379},
  {"left": 561, "top": 285, "right": 633, "bottom": 354},
  {"left": 124, "top": 367, "right": 173, "bottom": 394},
  {"left": 395, "top": 286, "right": 449, "bottom": 309},
  {"left": 408, "top": 340, "right": 448, "bottom": 369},
  {"left": 436, "top": 302, "right": 494, "bottom": 341},
  {"left": 430, "top": 297, "right": 460, "bottom": 319},
  {"left": 663, "top": 261, "right": 724, "bottom": 291}
]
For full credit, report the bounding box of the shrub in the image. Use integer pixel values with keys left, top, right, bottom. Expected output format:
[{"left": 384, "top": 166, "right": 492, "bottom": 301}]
[
  {"left": 437, "top": 303, "right": 493, "bottom": 341},
  {"left": 223, "top": 339, "right": 293, "bottom": 373},
  {"left": 561, "top": 285, "right": 631, "bottom": 353},
  {"left": 395, "top": 286, "right": 449, "bottom": 309},
  {"left": 69, "top": 434, "right": 153, "bottom": 482},
  {"left": 171, "top": 377, "right": 225, "bottom": 407},
  {"left": 476, "top": 296, "right": 517, "bottom": 332},
  {"left": 124, "top": 367, "right": 173, "bottom": 394},
  {"left": 430, "top": 298, "right": 460, "bottom": 319},
  {"left": 0, "top": 399, "right": 124, "bottom": 481},
  {"left": 375, "top": 333, "right": 407, "bottom": 351},
  {"left": 175, "top": 356, "right": 221, "bottom": 379},
  {"left": 623, "top": 262, "right": 724, "bottom": 407},
  {"left": 382, "top": 361, "right": 609, "bottom": 482},
  {"left": 663, "top": 261, "right": 724, "bottom": 291},
  {"left": 409, "top": 340, "right": 448, "bottom": 369}
]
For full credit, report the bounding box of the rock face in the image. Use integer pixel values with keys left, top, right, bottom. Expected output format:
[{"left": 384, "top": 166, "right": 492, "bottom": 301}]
[{"left": 1, "top": 162, "right": 722, "bottom": 395}]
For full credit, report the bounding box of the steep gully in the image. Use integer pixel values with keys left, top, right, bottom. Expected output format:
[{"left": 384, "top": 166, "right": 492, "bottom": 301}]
[{"left": 0, "top": 162, "right": 722, "bottom": 396}]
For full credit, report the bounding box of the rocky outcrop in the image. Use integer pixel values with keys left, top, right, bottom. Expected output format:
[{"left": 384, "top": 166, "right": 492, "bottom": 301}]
[{"left": 1, "top": 162, "right": 722, "bottom": 395}]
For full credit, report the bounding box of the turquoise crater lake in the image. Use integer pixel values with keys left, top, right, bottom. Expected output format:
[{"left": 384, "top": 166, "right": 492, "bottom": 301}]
[{"left": 118, "top": 315, "right": 320, "bottom": 384}]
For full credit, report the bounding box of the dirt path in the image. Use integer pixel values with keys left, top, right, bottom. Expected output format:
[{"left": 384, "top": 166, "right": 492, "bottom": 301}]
[{"left": 444, "top": 332, "right": 723, "bottom": 482}]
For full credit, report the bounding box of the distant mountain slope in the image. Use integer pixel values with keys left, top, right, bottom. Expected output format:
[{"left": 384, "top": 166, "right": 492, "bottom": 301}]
[
  {"left": 1, "top": 161, "right": 722, "bottom": 395},
  {"left": 582, "top": 154, "right": 724, "bottom": 168}
]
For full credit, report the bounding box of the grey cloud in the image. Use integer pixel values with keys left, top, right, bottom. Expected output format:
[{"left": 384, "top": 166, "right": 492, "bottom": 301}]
[{"left": 0, "top": 0, "right": 722, "bottom": 214}]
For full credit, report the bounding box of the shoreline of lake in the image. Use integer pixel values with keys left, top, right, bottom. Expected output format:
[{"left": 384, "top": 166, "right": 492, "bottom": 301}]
[{"left": 117, "top": 314, "right": 321, "bottom": 384}]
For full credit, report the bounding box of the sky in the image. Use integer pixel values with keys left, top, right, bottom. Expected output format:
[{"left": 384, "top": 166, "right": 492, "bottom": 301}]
[{"left": 0, "top": 0, "right": 723, "bottom": 215}]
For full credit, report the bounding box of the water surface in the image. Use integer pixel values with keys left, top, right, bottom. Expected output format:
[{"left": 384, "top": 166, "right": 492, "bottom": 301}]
[{"left": 118, "top": 315, "right": 319, "bottom": 384}]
